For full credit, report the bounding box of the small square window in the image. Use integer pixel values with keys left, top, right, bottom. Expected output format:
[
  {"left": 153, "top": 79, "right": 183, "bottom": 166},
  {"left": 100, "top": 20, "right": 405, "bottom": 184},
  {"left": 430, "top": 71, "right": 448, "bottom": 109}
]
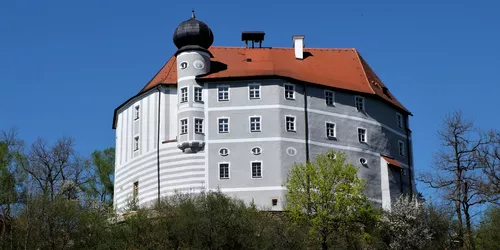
[
  {"left": 355, "top": 96, "right": 365, "bottom": 111},
  {"left": 252, "top": 162, "right": 262, "bottom": 178},
  {"left": 180, "top": 87, "right": 188, "bottom": 103},
  {"left": 194, "top": 87, "right": 203, "bottom": 102},
  {"left": 218, "top": 86, "right": 229, "bottom": 101},
  {"left": 286, "top": 116, "right": 296, "bottom": 132},
  {"left": 249, "top": 84, "right": 261, "bottom": 99},
  {"left": 326, "top": 122, "right": 336, "bottom": 138},
  {"left": 358, "top": 128, "right": 367, "bottom": 143},
  {"left": 284, "top": 83, "right": 295, "bottom": 100},
  {"left": 194, "top": 118, "right": 203, "bottom": 134},
  {"left": 218, "top": 118, "right": 229, "bottom": 133},
  {"left": 250, "top": 117, "right": 261, "bottom": 132},
  {"left": 271, "top": 198, "right": 278, "bottom": 206},
  {"left": 219, "top": 163, "right": 229, "bottom": 179},
  {"left": 325, "top": 91, "right": 335, "bottom": 106},
  {"left": 397, "top": 113, "right": 404, "bottom": 129},
  {"left": 398, "top": 141, "right": 405, "bottom": 156},
  {"left": 180, "top": 119, "right": 188, "bottom": 135}
]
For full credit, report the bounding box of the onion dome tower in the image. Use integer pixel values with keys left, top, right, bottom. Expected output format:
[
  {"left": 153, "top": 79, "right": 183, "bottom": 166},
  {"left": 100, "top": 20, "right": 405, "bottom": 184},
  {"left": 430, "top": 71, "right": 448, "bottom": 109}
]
[{"left": 173, "top": 11, "right": 213, "bottom": 153}]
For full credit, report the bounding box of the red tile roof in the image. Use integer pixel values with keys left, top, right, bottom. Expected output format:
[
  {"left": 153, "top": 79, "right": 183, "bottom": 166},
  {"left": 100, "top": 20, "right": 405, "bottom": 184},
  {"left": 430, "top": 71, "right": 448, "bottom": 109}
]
[
  {"left": 139, "top": 46, "right": 410, "bottom": 114},
  {"left": 382, "top": 156, "right": 403, "bottom": 169}
]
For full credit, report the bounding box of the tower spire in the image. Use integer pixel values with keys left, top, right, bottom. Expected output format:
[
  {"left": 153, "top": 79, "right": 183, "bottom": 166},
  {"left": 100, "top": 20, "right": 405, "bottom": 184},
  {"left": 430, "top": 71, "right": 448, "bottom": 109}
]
[{"left": 191, "top": 9, "right": 195, "bottom": 19}]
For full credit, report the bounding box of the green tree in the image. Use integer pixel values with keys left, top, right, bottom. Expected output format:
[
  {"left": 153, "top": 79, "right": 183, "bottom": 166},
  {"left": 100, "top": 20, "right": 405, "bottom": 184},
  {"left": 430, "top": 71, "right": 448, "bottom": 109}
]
[
  {"left": 284, "top": 150, "right": 377, "bottom": 250},
  {"left": 476, "top": 206, "right": 500, "bottom": 250},
  {"left": 86, "top": 147, "right": 115, "bottom": 207}
]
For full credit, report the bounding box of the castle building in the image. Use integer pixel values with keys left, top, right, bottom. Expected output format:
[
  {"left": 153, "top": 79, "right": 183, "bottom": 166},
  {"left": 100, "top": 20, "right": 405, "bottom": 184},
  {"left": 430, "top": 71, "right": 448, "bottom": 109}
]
[{"left": 112, "top": 12, "right": 415, "bottom": 212}]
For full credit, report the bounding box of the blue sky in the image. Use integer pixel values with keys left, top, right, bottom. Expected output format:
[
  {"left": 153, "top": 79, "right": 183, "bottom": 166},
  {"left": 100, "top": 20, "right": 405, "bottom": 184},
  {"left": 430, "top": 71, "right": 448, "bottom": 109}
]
[{"left": 1, "top": 0, "right": 499, "bottom": 200}]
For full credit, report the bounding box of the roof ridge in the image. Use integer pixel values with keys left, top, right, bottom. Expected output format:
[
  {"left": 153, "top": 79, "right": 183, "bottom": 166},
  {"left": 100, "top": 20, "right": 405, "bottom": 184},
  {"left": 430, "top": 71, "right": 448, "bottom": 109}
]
[{"left": 210, "top": 46, "right": 357, "bottom": 51}]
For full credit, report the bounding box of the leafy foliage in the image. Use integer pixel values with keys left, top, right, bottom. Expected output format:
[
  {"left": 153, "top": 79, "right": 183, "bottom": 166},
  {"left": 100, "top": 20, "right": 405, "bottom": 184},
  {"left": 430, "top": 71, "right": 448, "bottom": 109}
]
[{"left": 284, "top": 150, "right": 378, "bottom": 249}]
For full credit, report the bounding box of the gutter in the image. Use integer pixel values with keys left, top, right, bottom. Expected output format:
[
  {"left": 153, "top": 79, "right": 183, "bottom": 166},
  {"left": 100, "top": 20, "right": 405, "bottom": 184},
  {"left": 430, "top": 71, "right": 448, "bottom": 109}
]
[{"left": 156, "top": 86, "right": 161, "bottom": 206}]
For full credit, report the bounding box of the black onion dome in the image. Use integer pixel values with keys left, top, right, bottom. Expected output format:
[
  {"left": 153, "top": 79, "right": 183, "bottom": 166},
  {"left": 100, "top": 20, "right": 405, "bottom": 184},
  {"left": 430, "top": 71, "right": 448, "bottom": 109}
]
[{"left": 173, "top": 11, "right": 214, "bottom": 50}]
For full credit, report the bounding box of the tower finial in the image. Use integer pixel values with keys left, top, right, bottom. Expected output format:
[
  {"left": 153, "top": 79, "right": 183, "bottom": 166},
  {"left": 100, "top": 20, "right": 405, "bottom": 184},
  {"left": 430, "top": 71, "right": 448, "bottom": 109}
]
[{"left": 191, "top": 9, "right": 195, "bottom": 19}]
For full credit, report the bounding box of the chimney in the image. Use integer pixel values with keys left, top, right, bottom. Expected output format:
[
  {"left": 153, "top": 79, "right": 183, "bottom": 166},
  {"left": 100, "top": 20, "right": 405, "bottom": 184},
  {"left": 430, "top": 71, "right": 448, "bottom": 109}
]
[{"left": 292, "top": 35, "right": 304, "bottom": 60}]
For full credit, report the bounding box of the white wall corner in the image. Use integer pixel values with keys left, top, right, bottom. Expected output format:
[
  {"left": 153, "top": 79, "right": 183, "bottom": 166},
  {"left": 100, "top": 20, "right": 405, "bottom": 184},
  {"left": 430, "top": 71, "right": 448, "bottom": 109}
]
[{"left": 292, "top": 35, "right": 305, "bottom": 60}]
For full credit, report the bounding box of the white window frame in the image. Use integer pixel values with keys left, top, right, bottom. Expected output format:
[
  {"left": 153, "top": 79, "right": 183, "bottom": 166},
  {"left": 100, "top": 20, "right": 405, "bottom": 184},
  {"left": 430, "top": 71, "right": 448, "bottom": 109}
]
[
  {"left": 248, "top": 83, "right": 261, "bottom": 100},
  {"left": 325, "top": 90, "right": 335, "bottom": 106},
  {"left": 219, "top": 162, "right": 230, "bottom": 180},
  {"left": 180, "top": 86, "right": 188, "bottom": 103},
  {"left": 249, "top": 116, "right": 262, "bottom": 132},
  {"left": 355, "top": 95, "right": 365, "bottom": 112},
  {"left": 134, "top": 105, "right": 140, "bottom": 120},
  {"left": 133, "top": 135, "right": 139, "bottom": 151},
  {"left": 326, "top": 121, "right": 336, "bottom": 139},
  {"left": 219, "top": 148, "right": 229, "bottom": 156},
  {"left": 132, "top": 181, "right": 139, "bottom": 202},
  {"left": 180, "top": 118, "right": 188, "bottom": 135},
  {"left": 285, "top": 115, "right": 296, "bottom": 132},
  {"left": 251, "top": 161, "right": 263, "bottom": 179},
  {"left": 194, "top": 86, "right": 203, "bottom": 102},
  {"left": 251, "top": 146, "right": 262, "bottom": 155},
  {"left": 283, "top": 83, "right": 295, "bottom": 100},
  {"left": 398, "top": 140, "right": 405, "bottom": 156},
  {"left": 396, "top": 112, "right": 404, "bottom": 129},
  {"left": 217, "top": 85, "right": 230, "bottom": 102},
  {"left": 217, "top": 117, "right": 230, "bottom": 134},
  {"left": 357, "top": 127, "right": 367, "bottom": 143},
  {"left": 194, "top": 117, "right": 204, "bottom": 134}
]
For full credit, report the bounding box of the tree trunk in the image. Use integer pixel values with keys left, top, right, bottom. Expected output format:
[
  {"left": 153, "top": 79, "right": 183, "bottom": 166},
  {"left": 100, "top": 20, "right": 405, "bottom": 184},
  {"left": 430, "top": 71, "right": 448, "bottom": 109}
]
[
  {"left": 463, "top": 182, "right": 475, "bottom": 250},
  {"left": 321, "top": 229, "right": 328, "bottom": 250}
]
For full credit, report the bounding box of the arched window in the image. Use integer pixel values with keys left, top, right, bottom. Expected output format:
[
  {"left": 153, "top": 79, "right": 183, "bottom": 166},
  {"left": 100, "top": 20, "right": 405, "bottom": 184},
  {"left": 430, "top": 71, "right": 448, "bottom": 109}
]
[
  {"left": 251, "top": 147, "right": 262, "bottom": 155},
  {"left": 219, "top": 148, "right": 229, "bottom": 156}
]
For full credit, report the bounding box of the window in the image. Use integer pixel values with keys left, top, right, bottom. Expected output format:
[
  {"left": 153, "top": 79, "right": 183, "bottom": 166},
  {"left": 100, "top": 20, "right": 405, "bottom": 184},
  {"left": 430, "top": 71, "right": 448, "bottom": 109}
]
[
  {"left": 134, "top": 105, "right": 140, "bottom": 120},
  {"left": 219, "top": 148, "right": 229, "bottom": 156},
  {"left": 355, "top": 96, "right": 365, "bottom": 111},
  {"left": 250, "top": 116, "right": 261, "bottom": 132},
  {"left": 358, "top": 128, "right": 367, "bottom": 143},
  {"left": 286, "top": 116, "right": 296, "bottom": 132},
  {"left": 133, "top": 136, "right": 139, "bottom": 151},
  {"left": 219, "top": 163, "right": 229, "bottom": 179},
  {"left": 194, "top": 87, "right": 203, "bottom": 102},
  {"left": 249, "top": 84, "right": 261, "bottom": 99},
  {"left": 180, "top": 87, "right": 188, "bottom": 103},
  {"left": 218, "top": 86, "right": 229, "bottom": 101},
  {"left": 326, "top": 122, "right": 336, "bottom": 138},
  {"left": 180, "top": 61, "right": 188, "bottom": 70},
  {"left": 132, "top": 181, "right": 139, "bottom": 202},
  {"left": 251, "top": 161, "right": 262, "bottom": 178},
  {"left": 284, "top": 83, "right": 295, "bottom": 100},
  {"left": 194, "top": 118, "right": 204, "bottom": 134},
  {"left": 251, "top": 147, "right": 262, "bottom": 155},
  {"left": 180, "top": 119, "right": 188, "bottom": 135},
  {"left": 359, "top": 158, "right": 367, "bottom": 165},
  {"left": 398, "top": 141, "right": 405, "bottom": 156},
  {"left": 396, "top": 113, "right": 403, "bottom": 129},
  {"left": 325, "top": 91, "right": 335, "bottom": 106},
  {"left": 272, "top": 198, "right": 278, "bottom": 206},
  {"left": 218, "top": 118, "right": 229, "bottom": 133}
]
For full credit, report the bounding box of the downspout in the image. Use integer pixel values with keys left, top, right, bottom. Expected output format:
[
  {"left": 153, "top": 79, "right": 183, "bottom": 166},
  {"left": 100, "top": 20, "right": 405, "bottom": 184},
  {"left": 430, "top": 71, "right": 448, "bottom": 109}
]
[
  {"left": 405, "top": 115, "right": 413, "bottom": 196},
  {"left": 303, "top": 82, "right": 310, "bottom": 162},
  {"left": 156, "top": 86, "right": 161, "bottom": 206},
  {"left": 303, "top": 82, "right": 311, "bottom": 214}
]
